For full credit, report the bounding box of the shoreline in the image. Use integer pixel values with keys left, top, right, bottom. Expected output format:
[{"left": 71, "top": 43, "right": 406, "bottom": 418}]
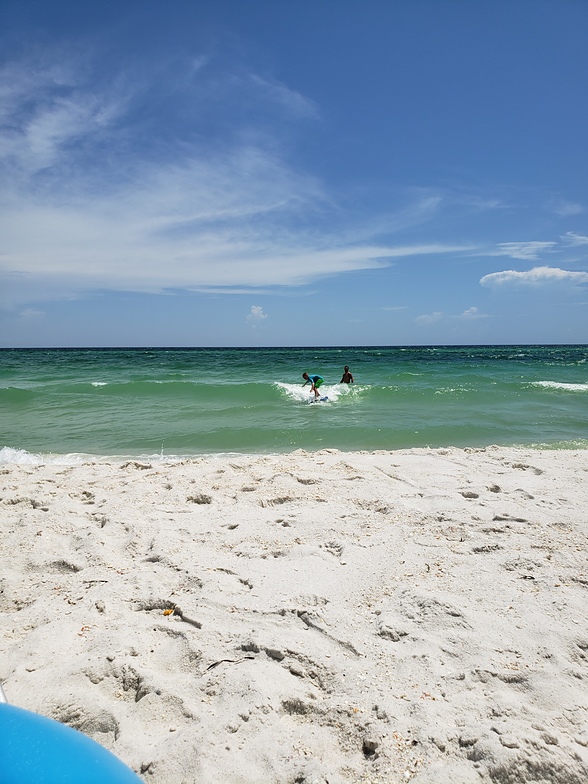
[
  {"left": 2, "top": 446, "right": 588, "bottom": 782},
  {"left": 2, "top": 440, "right": 588, "bottom": 468}
]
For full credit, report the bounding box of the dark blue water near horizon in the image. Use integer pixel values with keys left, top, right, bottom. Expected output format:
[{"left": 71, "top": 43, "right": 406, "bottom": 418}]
[{"left": 1, "top": 345, "right": 587, "bottom": 461}]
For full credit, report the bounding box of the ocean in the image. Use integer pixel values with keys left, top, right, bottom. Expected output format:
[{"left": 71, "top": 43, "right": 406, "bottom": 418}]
[{"left": 1, "top": 345, "right": 587, "bottom": 463}]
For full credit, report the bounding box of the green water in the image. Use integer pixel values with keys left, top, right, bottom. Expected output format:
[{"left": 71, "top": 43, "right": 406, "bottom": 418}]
[{"left": 0, "top": 346, "right": 586, "bottom": 461}]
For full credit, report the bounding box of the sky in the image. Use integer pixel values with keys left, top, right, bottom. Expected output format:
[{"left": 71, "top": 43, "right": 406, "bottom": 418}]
[{"left": 1, "top": 0, "right": 587, "bottom": 347}]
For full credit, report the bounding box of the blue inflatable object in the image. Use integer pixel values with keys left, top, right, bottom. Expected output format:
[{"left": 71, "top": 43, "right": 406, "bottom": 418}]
[{"left": 0, "top": 703, "right": 143, "bottom": 784}]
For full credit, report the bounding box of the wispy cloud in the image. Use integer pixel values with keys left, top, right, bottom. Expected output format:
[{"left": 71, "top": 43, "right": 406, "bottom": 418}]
[
  {"left": 460, "top": 306, "right": 488, "bottom": 319},
  {"left": 480, "top": 266, "right": 588, "bottom": 287},
  {"left": 561, "top": 231, "right": 588, "bottom": 247},
  {"left": 550, "top": 200, "right": 585, "bottom": 217},
  {"left": 248, "top": 74, "right": 318, "bottom": 118},
  {"left": 490, "top": 241, "right": 557, "bottom": 261},
  {"left": 3, "top": 43, "right": 583, "bottom": 321},
  {"left": 19, "top": 307, "right": 45, "bottom": 319},
  {"left": 0, "top": 47, "right": 476, "bottom": 310},
  {"left": 415, "top": 306, "right": 488, "bottom": 324},
  {"left": 415, "top": 311, "right": 444, "bottom": 324},
  {"left": 0, "top": 54, "right": 125, "bottom": 176}
]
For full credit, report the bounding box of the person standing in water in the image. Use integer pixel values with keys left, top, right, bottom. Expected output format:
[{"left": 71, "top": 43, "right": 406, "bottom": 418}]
[
  {"left": 340, "top": 366, "right": 354, "bottom": 383},
  {"left": 302, "top": 372, "right": 324, "bottom": 400}
]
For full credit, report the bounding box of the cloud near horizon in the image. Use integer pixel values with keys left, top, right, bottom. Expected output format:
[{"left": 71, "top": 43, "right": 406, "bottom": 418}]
[
  {"left": 246, "top": 305, "right": 268, "bottom": 325},
  {"left": 415, "top": 306, "right": 488, "bottom": 325},
  {"left": 480, "top": 266, "right": 588, "bottom": 287}
]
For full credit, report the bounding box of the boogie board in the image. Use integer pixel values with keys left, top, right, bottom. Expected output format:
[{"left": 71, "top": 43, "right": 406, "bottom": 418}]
[{"left": 0, "top": 703, "right": 142, "bottom": 784}]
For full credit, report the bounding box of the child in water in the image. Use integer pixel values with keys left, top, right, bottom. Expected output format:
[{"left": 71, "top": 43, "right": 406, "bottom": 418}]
[{"left": 302, "top": 372, "right": 324, "bottom": 400}]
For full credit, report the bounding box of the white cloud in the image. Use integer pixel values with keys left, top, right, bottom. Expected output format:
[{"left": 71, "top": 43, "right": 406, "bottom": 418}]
[
  {"left": 0, "top": 56, "right": 124, "bottom": 176},
  {"left": 189, "top": 286, "right": 275, "bottom": 296},
  {"left": 246, "top": 305, "right": 268, "bottom": 324},
  {"left": 561, "top": 231, "right": 588, "bottom": 247},
  {"left": 0, "top": 214, "right": 459, "bottom": 308},
  {"left": 480, "top": 266, "right": 588, "bottom": 287},
  {"left": 416, "top": 306, "right": 488, "bottom": 325},
  {"left": 415, "top": 311, "right": 444, "bottom": 324},
  {"left": 550, "top": 201, "right": 585, "bottom": 217},
  {"left": 460, "top": 306, "right": 487, "bottom": 319},
  {"left": 19, "top": 308, "right": 45, "bottom": 319},
  {"left": 0, "top": 136, "right": 472, "bottom": 306},
  {"left": 491, "top": 241, "right": 556, "bottom": 261}
]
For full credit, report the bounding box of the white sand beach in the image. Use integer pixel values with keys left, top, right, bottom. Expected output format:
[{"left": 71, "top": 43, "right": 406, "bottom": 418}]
[{"left": 1, "top": 446, "right": 588, "bottom": 783}]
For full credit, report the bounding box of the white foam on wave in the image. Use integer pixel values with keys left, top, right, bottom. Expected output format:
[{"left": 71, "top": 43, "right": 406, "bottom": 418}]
[
  {"left": 0, "top": 446, "right": 43, "bottom": 465},
  {"left": 0, "top": 445, "right": 241, "bottom": 467},
  {"left": 274, "top": 382, "right": 356, "bottom": 403},
  {"left": 0, "top": 446, "right": 93, "bottom": 466},
  {"left": 434, "top": 386, "right": 472, "bottom": 395},
  {"left": 532, "top": 381, "right": 588, "bottom": 393}
]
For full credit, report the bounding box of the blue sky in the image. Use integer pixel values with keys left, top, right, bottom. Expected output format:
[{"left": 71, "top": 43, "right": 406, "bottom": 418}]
[{"left": 1, "top": 0, "right": 587, "bottom": 347}]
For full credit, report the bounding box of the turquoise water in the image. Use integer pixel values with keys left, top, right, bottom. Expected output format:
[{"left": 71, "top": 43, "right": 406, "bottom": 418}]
[{"left": 1, "top": 346, "right": 587, "bottom": 461}]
